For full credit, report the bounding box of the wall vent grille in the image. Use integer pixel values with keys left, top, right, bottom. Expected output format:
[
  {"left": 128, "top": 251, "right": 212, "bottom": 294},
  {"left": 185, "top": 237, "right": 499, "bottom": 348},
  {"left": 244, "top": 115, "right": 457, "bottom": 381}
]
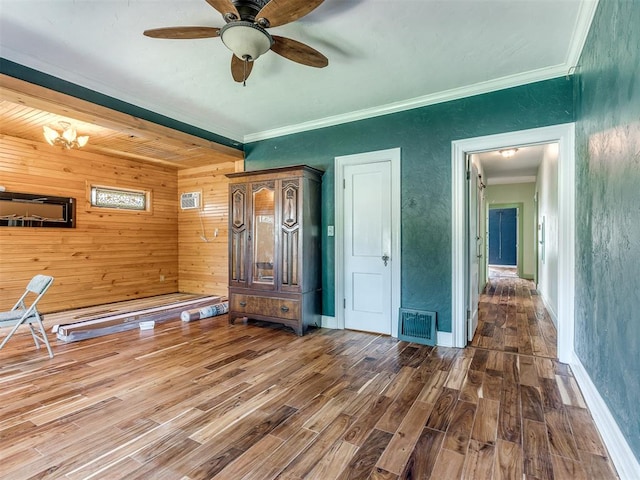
[
  {"left": 180, "top": 192, "right": 200, "bottom": 210},
  {"left": 398, "top": 308, "right": 436, "bottom": 346}
]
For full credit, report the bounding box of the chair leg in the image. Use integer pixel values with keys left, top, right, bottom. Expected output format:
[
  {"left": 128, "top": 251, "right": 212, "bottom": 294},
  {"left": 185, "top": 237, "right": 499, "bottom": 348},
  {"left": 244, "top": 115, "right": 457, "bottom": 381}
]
[
  {"left": 29, "top": 324, "right": 41, "bottom": 348},
  {"left": 29, "top": 320, "right": 54, "bottom": 359},
  {"left": 0, "top": 320, "right": 27, "bottom": 352}
]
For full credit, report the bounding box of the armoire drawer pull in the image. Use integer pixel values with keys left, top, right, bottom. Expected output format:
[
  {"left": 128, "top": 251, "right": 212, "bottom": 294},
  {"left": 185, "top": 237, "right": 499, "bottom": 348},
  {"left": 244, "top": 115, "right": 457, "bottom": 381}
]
[
  {"left": 239, "top": 301, "right": 247, "bottom": 307},
  {"left": 280, "top": 305, "right": 289, "bottom": 312}
]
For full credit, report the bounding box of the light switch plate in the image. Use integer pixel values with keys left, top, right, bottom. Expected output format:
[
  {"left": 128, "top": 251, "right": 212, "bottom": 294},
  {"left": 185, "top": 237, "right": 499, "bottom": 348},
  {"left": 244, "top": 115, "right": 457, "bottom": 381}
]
[{"left": 327, "top": 225, "right": 334, "bottom": 236}]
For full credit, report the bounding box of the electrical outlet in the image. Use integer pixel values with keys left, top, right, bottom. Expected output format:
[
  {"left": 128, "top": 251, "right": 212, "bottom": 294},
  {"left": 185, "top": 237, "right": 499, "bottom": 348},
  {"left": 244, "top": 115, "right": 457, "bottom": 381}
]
[
  {"left": 159, "top": 274, "right": 165, "bottom": 282},
  {"left": 328, "top": 225, "right": 334, "bottom": 237}
]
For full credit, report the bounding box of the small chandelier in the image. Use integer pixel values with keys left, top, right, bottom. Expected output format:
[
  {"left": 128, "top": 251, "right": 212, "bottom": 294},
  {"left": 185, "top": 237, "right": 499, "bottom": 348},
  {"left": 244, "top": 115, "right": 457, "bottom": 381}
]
[{"left": 43, "top": 121, "right": 89, "bottom": 149}]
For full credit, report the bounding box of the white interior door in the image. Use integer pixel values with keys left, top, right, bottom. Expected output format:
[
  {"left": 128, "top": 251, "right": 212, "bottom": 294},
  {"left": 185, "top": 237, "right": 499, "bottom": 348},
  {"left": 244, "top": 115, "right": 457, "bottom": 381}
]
[
  {"left": 467, "top": 161, "right": 481, "bottom": 341},
  {"left": 344, "top": 161, "right": 392, "bottom": 334}
]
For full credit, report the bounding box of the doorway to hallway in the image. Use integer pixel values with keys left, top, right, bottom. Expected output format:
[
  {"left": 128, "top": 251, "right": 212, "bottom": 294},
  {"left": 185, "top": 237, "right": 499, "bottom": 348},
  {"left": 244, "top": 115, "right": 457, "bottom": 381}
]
[{"left": 451, "top": 123, "right": 575, "bottom": 364}]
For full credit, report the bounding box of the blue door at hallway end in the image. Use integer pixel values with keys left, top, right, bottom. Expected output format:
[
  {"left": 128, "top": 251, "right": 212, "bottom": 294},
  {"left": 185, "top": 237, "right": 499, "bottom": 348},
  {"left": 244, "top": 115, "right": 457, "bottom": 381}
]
[{"left": 488, "top": 208, "right": 517, "bottom": 265}]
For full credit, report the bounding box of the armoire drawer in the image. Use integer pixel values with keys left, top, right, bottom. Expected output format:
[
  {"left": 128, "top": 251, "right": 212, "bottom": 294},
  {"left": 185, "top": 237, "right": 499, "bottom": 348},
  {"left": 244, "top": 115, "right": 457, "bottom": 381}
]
[{"left": 231, "top": 294, "right": 300, "bottom": 321}]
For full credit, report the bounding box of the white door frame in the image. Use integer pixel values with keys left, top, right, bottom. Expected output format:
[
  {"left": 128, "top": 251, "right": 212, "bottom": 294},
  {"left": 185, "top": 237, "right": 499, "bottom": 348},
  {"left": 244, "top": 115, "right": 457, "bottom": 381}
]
[
  {"left": 452, "top": 124, "right": 575, "bottom": 362},
  {"left": 335, "top": 147, "right": 402, "bottom": 335}
]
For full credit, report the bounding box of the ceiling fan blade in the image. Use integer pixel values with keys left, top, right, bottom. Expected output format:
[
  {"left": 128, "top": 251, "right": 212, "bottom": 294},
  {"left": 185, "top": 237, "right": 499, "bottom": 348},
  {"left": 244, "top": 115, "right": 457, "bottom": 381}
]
[
  {"left": 271, "top": 36, "right": 328, "bottom": 68},
  {"left": 256, "top": 0, "right": 324, "bottom": 28},
  {"left": 231, "top": 54, "right": 254, "bottom": 83},
  {"left": 143, "top": 27, "right": 220, "bottom": 39},
  {"left": 205, "top": 0, "right": 241, "bottom": 21}
]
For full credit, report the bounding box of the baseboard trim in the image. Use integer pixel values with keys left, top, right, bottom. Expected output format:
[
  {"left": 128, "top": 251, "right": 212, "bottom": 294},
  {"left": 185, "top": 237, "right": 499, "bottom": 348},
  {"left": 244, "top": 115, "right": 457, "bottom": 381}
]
[
  {"left": 570, "top": 352, "right": 640, "bottom": 479},
  {"left": 437, "top": 331, "right": 453, "bottom": 347},
  {"left": 320, "top": 315, "right": 338, "bottom": 329},
  {"left": 538, "top": 290, "right": 558, "bottom": 328}
]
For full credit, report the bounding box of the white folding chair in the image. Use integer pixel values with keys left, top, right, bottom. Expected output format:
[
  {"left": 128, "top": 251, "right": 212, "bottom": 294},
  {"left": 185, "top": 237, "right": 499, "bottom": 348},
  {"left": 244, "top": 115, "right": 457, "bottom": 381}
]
[{"left": 0, "top": 275, "right": 55, "bottom": 358}]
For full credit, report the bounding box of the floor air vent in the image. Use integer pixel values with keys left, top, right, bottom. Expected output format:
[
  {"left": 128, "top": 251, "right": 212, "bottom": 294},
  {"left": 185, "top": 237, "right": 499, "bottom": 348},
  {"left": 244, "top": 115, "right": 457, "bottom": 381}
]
[{"left": 398, "top": 308, "right": 436, "bottom": 346}]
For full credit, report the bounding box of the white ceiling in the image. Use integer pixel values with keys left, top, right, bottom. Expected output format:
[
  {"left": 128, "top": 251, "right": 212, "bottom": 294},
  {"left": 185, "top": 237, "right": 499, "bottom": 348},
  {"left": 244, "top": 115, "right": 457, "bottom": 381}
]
[
  {"left": 1, "top": 0, "right": 597, "bottom": 145},
  {"left": 476, "top": 144, "right": 551, "bottom": 185}
]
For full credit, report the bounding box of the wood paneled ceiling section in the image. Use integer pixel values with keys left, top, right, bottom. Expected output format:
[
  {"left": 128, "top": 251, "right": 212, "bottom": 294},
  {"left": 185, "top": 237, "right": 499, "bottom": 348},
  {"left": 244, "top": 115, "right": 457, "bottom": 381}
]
[{"left": 0, "top": 75, "right": 243, "bottom": 169}]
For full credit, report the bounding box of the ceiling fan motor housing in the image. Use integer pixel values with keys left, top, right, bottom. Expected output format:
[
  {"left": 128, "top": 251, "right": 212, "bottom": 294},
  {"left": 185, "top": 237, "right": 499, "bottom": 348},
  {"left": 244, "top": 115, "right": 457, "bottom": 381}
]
[{"left": 231, "top": 0, "right": 270, "bottom": 22}]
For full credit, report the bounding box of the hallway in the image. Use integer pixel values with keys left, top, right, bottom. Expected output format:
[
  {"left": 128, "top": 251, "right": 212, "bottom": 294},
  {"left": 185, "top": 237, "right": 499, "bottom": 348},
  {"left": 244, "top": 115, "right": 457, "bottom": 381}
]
[{"left": 469, "top": 274, "right": 618, "bottom": 478}]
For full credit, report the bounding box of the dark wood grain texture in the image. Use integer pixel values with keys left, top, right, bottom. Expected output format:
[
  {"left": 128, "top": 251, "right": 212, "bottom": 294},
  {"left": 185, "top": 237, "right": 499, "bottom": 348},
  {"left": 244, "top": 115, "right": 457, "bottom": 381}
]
[{"left": 0, "top": 275, "right": 618, "bottom": 479}]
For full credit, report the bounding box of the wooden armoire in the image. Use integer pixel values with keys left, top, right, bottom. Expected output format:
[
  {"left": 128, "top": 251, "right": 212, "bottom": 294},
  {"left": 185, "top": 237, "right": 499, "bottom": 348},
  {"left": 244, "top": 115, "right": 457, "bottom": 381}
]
[{"left": 226, "top": 165, "right": 323, "bottom": 335}]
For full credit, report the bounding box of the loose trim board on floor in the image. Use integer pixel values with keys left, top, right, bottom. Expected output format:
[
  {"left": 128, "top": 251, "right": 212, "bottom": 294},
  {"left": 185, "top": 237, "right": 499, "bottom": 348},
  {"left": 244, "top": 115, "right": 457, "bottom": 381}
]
[{"left": 54, "top": 295, "right": 225, "bottom": 342}]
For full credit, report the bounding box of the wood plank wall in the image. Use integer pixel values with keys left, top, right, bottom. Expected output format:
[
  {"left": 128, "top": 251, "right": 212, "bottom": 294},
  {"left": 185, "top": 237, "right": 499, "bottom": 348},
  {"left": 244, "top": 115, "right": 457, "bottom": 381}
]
[
  {"left": 0, "top": 135, "right": 179, "bottom": 313},
  {"left": 178, "top": 161, "right": 242, "bottom": 296}
]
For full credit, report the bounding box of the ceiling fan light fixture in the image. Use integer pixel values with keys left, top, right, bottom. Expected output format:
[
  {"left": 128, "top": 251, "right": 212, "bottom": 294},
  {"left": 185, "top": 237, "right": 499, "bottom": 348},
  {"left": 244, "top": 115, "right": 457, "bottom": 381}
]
[
  {"left": 499, "top": 148, "right": 518, "bottom": 158},
  {"left": 220, "top": 21, "right": 272, "bottom": 61}
]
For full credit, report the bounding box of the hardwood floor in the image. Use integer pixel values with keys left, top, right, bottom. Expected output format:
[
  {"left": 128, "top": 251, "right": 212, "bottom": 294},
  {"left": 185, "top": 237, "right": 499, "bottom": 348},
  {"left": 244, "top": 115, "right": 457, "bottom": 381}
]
[{"left": 0, "top": 277, "right": 618, "bottom": 479}]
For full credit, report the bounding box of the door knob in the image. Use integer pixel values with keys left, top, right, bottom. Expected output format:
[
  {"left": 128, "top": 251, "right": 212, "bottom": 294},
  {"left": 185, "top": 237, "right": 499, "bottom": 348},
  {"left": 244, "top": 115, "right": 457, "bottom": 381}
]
[{"left": 382, "top": 254, "right": 390, "bottom": 266}]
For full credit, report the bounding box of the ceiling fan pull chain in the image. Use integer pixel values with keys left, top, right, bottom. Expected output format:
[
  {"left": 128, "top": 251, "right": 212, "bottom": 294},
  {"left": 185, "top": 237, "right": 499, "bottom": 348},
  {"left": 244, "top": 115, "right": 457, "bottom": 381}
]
[{"left": 243, "top": 56, "right": 248, "bottom": 87}]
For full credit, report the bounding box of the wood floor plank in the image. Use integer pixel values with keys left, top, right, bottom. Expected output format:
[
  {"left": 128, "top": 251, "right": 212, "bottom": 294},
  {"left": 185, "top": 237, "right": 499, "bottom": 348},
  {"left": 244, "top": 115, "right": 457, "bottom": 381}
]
[
  {"left": 211, "top": 434, "right": 284, "bottom": 480},
  {"left": 368, "top": 467, "right": 399, "bottom": 480},
  {"left": 399, "top": 427, "right": 444, "bottom": 479},
  {"left": 278, "top": 413, "right": 353, "bottom": 479},
  {"left": 544, "top": 408, "right": 580, "bottom": 461},
  {"left": 444, "top": 356, "right": 472, "bottom": 390},
  {"left": 305, "top": 440, "right": 358, "bottom": 480},
  {"left": 551, "top": 453, "right": 589, "bottom": 480},
  {"left": 521, "top": 384, "right": 545, "bottom": 422},
  {"left": 471, "top": 397, "right": 499, "bottom": 446},
  {"left": 376, "top": 401, "right": 434, "bottom": 474},
  {"left": 416, "top": 369, "right": 448, "bottom": 404},
  {"left": 498, "top": 380, "right": 521, "bottom": 444},
  {"left": 518, "top": 355, "right": 540, "bottom": 387},
  {"left": 482, "top": 370, "right": 503, "bottom": 401},
  {"left": 581, "top": 452, "right": 620, "bottom": 479},
  {"left": 375, "top": 377, "right": 424, "bottom": 433},
  {"left": 303, "top": 390, "right": 357, "bottom": 433},
  {"left": 494, "top": 439, "right": 523, "bottom": 480},
  {"left": 566, "top": 406, "right": 607, "bottom": 457},
  {"left": 540, "top": 376, "right": 564, "bottom": 412},
  {"left": 523, "top": 418, "right": 554, "bottom": 480},
  {"left": 337, "top": 428, "right": 393, "bottom": 480},
  {"left": 242, "top": 430, "right": 318, "bottom": 480},
  {"left": 342, "top": 395, "right": 393, "bottom": 447},
  {"left": 425, "top": 387, "right": 458, "bottom": 432},
  {"left": 0, "top": 276, "right": 618, "bottom": 479},
  {"left": 430, "top": 447, "right": 465, "bottom": 479},
  {"left": 556, "top": 374, "right": 587, "bottom": 408},
  {"left": 459, "top": 368, "right": 483, "bottom": 404},
  {"left": 462, "top": 439, "right": 495, "bottom": 479},
  {"left": 443, "top": 400, "right": 477, "bottom": 454}
]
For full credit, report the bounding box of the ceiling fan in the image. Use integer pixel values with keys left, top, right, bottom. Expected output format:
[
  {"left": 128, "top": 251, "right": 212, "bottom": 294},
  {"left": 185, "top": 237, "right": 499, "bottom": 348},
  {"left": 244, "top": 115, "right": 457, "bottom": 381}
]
[{"left": 143, "top": 0, "right": 328, "bottom": 85}]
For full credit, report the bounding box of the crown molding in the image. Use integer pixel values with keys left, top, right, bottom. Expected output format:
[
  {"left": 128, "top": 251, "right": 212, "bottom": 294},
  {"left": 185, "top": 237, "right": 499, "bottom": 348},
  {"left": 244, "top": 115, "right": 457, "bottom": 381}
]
[
  {"left": 564, "top": 0, "right": 600, "bottom": 69},
  {"left": 244, "top": 65, "right": 570, "bottom": 143},
  {"left": 244, "top": 1, "right": 599, "bottom": 144}
]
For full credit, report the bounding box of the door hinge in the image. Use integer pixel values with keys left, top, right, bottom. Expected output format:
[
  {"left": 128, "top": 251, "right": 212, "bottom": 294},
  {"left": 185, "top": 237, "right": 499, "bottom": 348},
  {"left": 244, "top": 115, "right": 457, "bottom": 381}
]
[
  {"left": 466, "top": 170, "right": 470, "bottom": 180},
  {"left": 466, "top": 309, "right": 471, "bottom": 320},
  {"left": 343, "top": 298, "right": 346, "bottom": 309},
  {"left": 343, "top": 178, "right": 346, "bottom": 189}
]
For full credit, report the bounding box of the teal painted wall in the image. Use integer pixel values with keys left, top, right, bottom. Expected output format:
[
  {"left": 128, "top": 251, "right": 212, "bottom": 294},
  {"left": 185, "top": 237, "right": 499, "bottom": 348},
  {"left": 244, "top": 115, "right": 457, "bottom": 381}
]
[
  {"left": 245, "top": 78, "right": 574, "bottom": 327},
  {"left": 574, "top": 0, "right": 640, "bottom": 462}
]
